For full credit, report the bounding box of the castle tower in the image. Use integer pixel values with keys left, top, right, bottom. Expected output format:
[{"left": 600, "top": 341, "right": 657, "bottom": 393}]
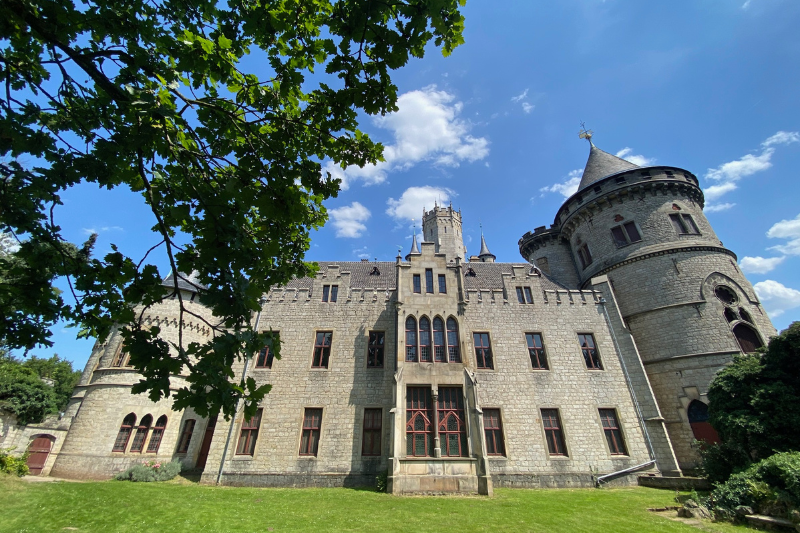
[
  {"left": 519, "top": 135, "right": 777, "bottom": 471},
  {"left": 422, "top": 204, "right": 467, "bottom": 262}
]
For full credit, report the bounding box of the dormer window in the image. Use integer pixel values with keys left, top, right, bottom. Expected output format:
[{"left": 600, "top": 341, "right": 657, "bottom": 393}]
[
  {"left": 370, "top": 266, "right": 380, "bottom": 276},
  {"left": 465, "top": 267, "right": 476, "bottom": 277}
]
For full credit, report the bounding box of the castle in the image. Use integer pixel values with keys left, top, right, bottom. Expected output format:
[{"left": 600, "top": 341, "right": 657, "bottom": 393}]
[{"left": 3, "top": 139, "right": 776, "bottom": 493}]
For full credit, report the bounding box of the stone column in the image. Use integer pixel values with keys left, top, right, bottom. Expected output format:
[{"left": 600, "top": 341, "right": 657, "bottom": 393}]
[{"left": 431, "top": 390, "right": 441, "bottom": 458}]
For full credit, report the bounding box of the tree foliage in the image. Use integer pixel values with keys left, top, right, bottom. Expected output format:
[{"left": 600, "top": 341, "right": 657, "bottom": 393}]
[
  {"left": 0, "top": 352, "right": 80, "bottom": 424},
  {"left": 0, "top": 0, "right": 466, "bottom": 419},
  {"left": 703, "top": 322, "right": 800, "bottom": 482}
]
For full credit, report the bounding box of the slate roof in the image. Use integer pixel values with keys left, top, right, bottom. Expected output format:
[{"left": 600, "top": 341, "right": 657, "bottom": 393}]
[
  {"left": 162, "top": 271, "right": 206, "bottom": 292},
  {"left": 284, "top": 261, "right": 396, "bottom": 290},
  {"left": 461, "top": 262, "right": 567, "bottom": 292},
  {"left": 577, "top": 143, "right": 639, "bottom": 192}
]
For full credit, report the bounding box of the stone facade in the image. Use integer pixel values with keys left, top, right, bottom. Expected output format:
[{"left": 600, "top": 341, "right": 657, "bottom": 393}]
[{"left": 8, "top": 142, "right": 774, "bottom": 491}]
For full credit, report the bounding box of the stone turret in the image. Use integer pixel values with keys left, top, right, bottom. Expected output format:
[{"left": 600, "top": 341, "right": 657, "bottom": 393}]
[
  {"left": 476, "top": 231, "right": 495, "bottom": 263},
  {"left": 422, "top": 204, "right": 467, "bottom": 262}
]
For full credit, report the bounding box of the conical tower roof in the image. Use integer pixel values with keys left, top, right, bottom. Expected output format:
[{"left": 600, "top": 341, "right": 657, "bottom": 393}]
[
  {"left": 577, "top": 142, "right": 639, "bottom": 192},
  {"left": 405, "top": 230, "right": 420, "bottom": 260},
  {"left": 478, "top": 233, "right": 493, "bottom": 258}
]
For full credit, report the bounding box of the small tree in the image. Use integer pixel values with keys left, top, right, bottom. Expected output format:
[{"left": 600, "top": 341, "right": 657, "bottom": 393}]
[
  {"left": 0, "top": 353, "right": 59, "bottom": 425},
  {"left": 703, "top": 322, "right": 800, "bottom": 482}
]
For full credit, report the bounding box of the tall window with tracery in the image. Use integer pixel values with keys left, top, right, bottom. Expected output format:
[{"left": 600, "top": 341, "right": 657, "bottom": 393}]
[
  {"left": 146, "top": 415, "right": 168, "bottom": 453},
  {"left": 419, "top": 317, "right": 432, "bottom": 362},
  {"left": 405, "top": 316, "right": 418, "bottom": 362},
  {"left": 446, "top": 317, "right": 461, "bottom": 363},
  {"left": 406, "top": 387, "right": 433, "bottom": 457},
  {"left": 112, "top": 413, "right": 137, "bottom": 452},
  {"left": 130, "top": 414, "right": 152, "bottom": 453},
  {"left": 438, "top": 387, "right": 467, "bottom": 457},
  {"left": 433, "top": 317, "right": 446, "bottom": 362}
]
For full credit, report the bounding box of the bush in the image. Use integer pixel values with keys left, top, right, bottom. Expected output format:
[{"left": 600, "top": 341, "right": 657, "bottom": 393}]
[
  {"left": 712, "top": 452, "right": 800, "bottom": 516},
  {"left": 700, "top": 440, "right": 753, "bottom": 485},
  {"left": 0, "top": 448, "right": 29, "bottom": 476},
  {"left": 375, "top": 470, "right": 388, "bottom": 493},
  {"left": 114, "top": 460, "right": 181, "bottom": 482}
]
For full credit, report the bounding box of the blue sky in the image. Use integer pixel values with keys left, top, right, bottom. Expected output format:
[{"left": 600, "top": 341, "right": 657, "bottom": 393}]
[{"left": 32, "top": 0, "right": 800, "bottom": 369}]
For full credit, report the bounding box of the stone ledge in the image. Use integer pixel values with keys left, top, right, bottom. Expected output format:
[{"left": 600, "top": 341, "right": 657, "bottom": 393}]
[
  {"left": 637, "top": 475, "right": 710, "bottom": 491},
  {"left": 744, "top": 514, "right": 796, "bottom": 531}
]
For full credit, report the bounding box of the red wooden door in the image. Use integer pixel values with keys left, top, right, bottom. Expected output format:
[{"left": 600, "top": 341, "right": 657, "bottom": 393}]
[
  {"left": 27, "top": 436, "right": 54, "bottom": 475},
  {"left": 195, "top": 415, "right": 217, "bottom": 470}
]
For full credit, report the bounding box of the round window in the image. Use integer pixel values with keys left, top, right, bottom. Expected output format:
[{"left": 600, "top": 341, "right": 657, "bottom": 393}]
[{"left": 714, "top": 285, "right": 737, "bottom": 305}]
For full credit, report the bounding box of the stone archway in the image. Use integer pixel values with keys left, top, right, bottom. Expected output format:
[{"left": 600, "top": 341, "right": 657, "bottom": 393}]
[{"left": 27, "top": 435, "right": 56, "bottom": 475}]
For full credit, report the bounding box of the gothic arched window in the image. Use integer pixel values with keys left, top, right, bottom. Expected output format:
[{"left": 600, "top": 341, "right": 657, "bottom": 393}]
[
  {"left": 733, "top": 323, "right": 763, "bottom": 354},
  {"left": 446, "top": 317, "right": 461, "bottom": 363},
  {"left": 433, "top": 317, "right": 446, "bottom": 362},
  {"left": 687, "top": 400, "right": 721, "bottom": 445},
  {"left": 405, "top": 316, "right": 418, "bottom": 362},
  {"left": 112, "top": 413, "right": 137, "bottom": 452},
  {"left": 419, "top": 317, "right": 432, "bottom": 362},
  {"left": 146, "top": 415, "right": 168, "bottom": 453},
  {"left": 130, "top": 414, "right": 153, "bottom": 453}
]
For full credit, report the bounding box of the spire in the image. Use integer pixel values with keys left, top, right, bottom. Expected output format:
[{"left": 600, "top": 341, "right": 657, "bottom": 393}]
[
  {"left": 478, "top": 223, "right": 496, "bottom": 262},
  {"left": 574, "top": 125, "right": 640, "bottom": 192},
  {"left": 405, "top": 219, "right": 420, "bottom": 260}
]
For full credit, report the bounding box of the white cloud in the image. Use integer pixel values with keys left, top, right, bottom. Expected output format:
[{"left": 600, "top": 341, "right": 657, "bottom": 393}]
[
  {"left": 739, "top": 256, "right": 785, "bottom": 274},
  {"left": 766, "top": 213, "right": 800, "bottom": 256},
  {"left": 511, "top": 89, "right": 529, "bottom": 103},
  {"left": 522, "top": 103, "right": 534, "bottom": 114},
  {"left": 762, "top": 131, "right": 800, "bottom": 148},
  {"left": 615, "top": 147, "right": 656, "bottom": 167},
  {"left": 324, "top": 86, "right": 489, "bottom": 189},
  {"left": 540, "top": 169, "right": 582, "bottom": 199},
  {"left": 703, "top": 182, "right": 738, "bottom": 202},
  {"left": 386, "top": 186, "right": 454, "bottom": 222},
  {"left": 704, "top": 202, "right": 736, "bottom": 213},
  {"left": 82, "top": 225, "right": 123, "bottom": 235},
  {"left": 352, "top": 246, "right": 370, "bottom": 259},
  {"left": 742, "top": 0, "right": 752, "bottom": 8},
  {"left": 328, "top": 202, "right": 371, "bottom": 238},
  {"left": 754, "top": 280, "right": 800, "bottom": 318}
]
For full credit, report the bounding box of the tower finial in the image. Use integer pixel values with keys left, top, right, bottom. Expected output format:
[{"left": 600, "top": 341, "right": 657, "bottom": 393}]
[{"left": 578, "top": 121, "right": 594, "bottom": 146}]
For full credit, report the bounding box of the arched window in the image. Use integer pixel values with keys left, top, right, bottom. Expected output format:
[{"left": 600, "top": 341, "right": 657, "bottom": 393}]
[
  {"left": 446, "top": 317, "right": 461, "bottom": 363},
  {"left": 146, "top": 415, "right": 168, "bottom": 453},
  {"left": 687, "top": 400, "right": 721, "bottom": 445},
  {"left": 724, "top": 307, "right": 737, "bottom": 322},
  {"left": 433, "top": 317, "right": 446, "bottom": 362},
  {"left": 130, "top": 414, "right": 153, "bottom": 453},
  {"left": 112, "top": 413, "right": 137, "bottom": 452},
  {"left": 715, "top": 285, "right": 737, "bottom": 305},
  {"left": 419, "top": 317, "right": 432, "bottom": 362},
  {"left": 739, "top": 308, "right": 754, "bottom": 324},
  {"left": 405, "top": 316, "right": 418, "bottom": 362},
  {"left": 733, "top": 323, "right": 763, "bottom": 353}
]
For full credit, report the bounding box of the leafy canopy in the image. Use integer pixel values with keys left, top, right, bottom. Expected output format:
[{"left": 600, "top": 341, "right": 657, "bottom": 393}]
[{"left": 0, "top": 0, "right": 466, "bottom": 419}]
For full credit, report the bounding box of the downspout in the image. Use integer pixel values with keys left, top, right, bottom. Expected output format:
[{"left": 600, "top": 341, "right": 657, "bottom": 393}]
[{"left": 216, "top": 295, "right": 267, "bottom": 485}]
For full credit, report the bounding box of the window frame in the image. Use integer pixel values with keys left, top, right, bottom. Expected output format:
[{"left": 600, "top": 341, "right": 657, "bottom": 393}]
[
  {"left": 577, "top": 243, "right": 593, "bottom": 269},
  {"left": 112, "top": 413, "right": 137, "bottom": 452},
  {"left": 405, "top": 386, "right": 434, "bottom": 457},
  {"left": 483, "top": 408, "right": 506, "bottom": 457},
  {"left": 438, "top": 274, "right": 447, "bottom": 294},
  {"left": 438, "top": 387, "right": 468, "bottom": 457},
  {"left": 405, "top": 316, "right": 418, "bottom": 362},
  {"left": 541, "top": 408, "right": 568, "bottom": 457},
  {"left": 516, "top": 287, "right": 525, "bottom": 304},
  {"left": 598, "top": 408, "right": 628, "bottom": 456},
  {"left": 473, "top": 332, "right": 494, "bottom": 370},
  {"left": 446, "top": 317, "right": 461, "bottom": 363},
  {"left": 129, "top": 414, "right": 152, "bottom": 453},
  {"left": 146, "top": 415, "right": 168, "bottom": 453},
  {"left": 361, "top": 408, "right": 382, "bottom": 457},
  {"left": 425, "top": 269, "right": 434, "bottom": 293},
  {"left": 525, "top": 332, "right": 548, "bottom": 370},
  {"left": 235, "top": 408, "right": 262, "bottom": 456},
  {"left": 176, "top": 419, "right": 196, "bottom": 454},
  {"left": 523, "top": 287, "right": 533, "bottom": 304},
  {"left": 367, "top": 331, "right": 385, "bottom": 368},
  {"left": 299, "top": 408, "right": 323, "bottom": 457},
  {"left": 255, "top": 343, "right": 274, "bottom": 369},
  {"left": 669, "top": 213, "right": 701, "bottom": 235},
  {"left": 419, "top": 316, "right": 432, "bottom": 362},
  {"left": 321, "top": 284, "right": 338, "bottom": 302},
  {"left": 610, "top": 221, "right": 643, "bottom": 248},
  {"left": 413, "top": 274, "right": 421, "bottom": 293},
  {"left": 578, "top": 333, "right": 603, "bottom": 370},
  {"left": 312, "top": 331, "right": 333, "bottom": 368},
  {"left": 433, "top": 317, "right": 446, "bottom": 363}
]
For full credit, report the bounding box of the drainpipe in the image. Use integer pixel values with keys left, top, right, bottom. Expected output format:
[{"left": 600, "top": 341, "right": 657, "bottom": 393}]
[{"left": 216, "top": 295, "right": 267, "bottom": 485}]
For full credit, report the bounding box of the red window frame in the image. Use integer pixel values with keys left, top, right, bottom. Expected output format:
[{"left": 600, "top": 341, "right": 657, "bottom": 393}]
[
  {"left": 362, "top": 408, "right": 382, "bottom": 456},
  {"left": 473, "top": 332, "right": 493, "bottom": 369},
  {"left": 419, "top": 316, "right": 432, "bottom": 362},
  {"left": 300, "top": 408, "right": 322, "bottom": 456},
  {"left": 433, "top": 317, "right": 446, "bottom": 362},
  {"left": 578, "top": 333, "right": 602, "bottom": 370},
  {"left": 312, "top": 331, "right": 332, "bottom": 368},
  {"left": 541, "top": 409, "right": 567, "bottom": 456},
  {"left": 176, "top": 419, "right": 196, "bottom": 454},
  {"left": 525, "top": 333, "right": 548, "bottom": 370},
  {"left": 255, "top": 344, "right": 274, "bottom": 369},
  {"left": 599, "top": 409, "right": 627, "bottom": 455},
  {"left": 146, "top": 415, "right": 168, "bottom": 453},
  {"left": 406, "top": 387, "right": 433, "bottom": 457},
  {"left": 405, "top": 316, "right": 418, "bottom": 362},
  {"left": 438, "top": 387, "right": 467, "bottom": 457},
  {"left": 129, "top": 414, "right": 152, "bottom": 453},
  {"left": 446, "top": 317, "right": 460, "bottom": 363},
  {"left": 112, "top": 413, "right": 137, "bottom": 452},
  {"left": 235, "top": 408, "right": 262, "bottom": 456},
  {"left": 367, "top": 331, "right": 384, "bottom": 368},
  {"left": 483, "top": 408, "right": 505, "bottom": 456}
]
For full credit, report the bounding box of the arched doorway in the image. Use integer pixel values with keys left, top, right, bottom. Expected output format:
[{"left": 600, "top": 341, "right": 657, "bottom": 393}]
[
  {"left": 27, "top": 435, "right": 55, "bottom": 475},
  {"left": 733, "top": 323, "right": 763, "bottom": 354},
  {"left": 687, "top": 400, "right": 721, "bottom": 445}
]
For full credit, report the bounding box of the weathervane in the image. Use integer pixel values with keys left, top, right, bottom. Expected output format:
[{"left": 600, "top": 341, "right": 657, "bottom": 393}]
[{"left": 578, "top": 121, "right": 593, "bottom": 144}]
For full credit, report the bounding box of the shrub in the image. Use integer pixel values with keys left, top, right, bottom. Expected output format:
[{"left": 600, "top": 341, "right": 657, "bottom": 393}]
[
  {"left": 712, "top": 452, "right": 800, "bottom": 516},
  {"left": 114, "top": 460, "right": 181, "bottom": 482},
  {"left": 700, "top": 440, "right": 753, "bottom": 485},
  {"left": 375, "top": 470, "right": 388, "bottom": 493},
  {"left": 0, "top": 448, "right": 29, "bottom": 476}
]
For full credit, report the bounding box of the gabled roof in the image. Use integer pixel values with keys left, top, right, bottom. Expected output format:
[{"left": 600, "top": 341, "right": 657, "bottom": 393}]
[
  {"left": 162, "top": 271, "right": 206, "bottom": 293},
  {"left": 577, "top": 143, "right": 639, "bottom": 192}
]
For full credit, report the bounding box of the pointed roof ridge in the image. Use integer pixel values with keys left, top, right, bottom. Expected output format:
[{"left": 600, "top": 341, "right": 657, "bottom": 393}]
[
  {"left": 577, "top": 143, "right": 640, "bottom": 192},
  {"left": 478, "top": 232, "right": 493, "bottom": 258},
  {"left": 410, "top": 232, "right": 420, "bottom": 254}
]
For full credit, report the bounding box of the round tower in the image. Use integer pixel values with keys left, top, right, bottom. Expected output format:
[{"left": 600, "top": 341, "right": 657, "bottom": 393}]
[
  {"left": 51, "top": 273, "right": 215, "bottom": 479},
  {"left": 422, "top": 204, "right": 467, "bottom": 262},
  {"left": 520, "top": 138, "right": 777, "bottom": 470}
]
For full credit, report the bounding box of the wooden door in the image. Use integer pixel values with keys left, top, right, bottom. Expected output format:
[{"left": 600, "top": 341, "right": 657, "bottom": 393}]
[
  {"left": 27, "top": 436, "right": 55, "bottom": 475},
  {"left": 195, "top": 415, "right": 217, "bottom": 470}
]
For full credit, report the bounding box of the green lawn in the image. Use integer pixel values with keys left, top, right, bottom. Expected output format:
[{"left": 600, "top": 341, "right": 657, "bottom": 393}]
[{"left": 0, "top": 475, "right": 749, "bottom": 533}]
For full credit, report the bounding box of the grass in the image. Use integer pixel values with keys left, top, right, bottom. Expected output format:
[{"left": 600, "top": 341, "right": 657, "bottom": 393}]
[{"left": 0, "top": 474, "right": 750, "bottom": 533}]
